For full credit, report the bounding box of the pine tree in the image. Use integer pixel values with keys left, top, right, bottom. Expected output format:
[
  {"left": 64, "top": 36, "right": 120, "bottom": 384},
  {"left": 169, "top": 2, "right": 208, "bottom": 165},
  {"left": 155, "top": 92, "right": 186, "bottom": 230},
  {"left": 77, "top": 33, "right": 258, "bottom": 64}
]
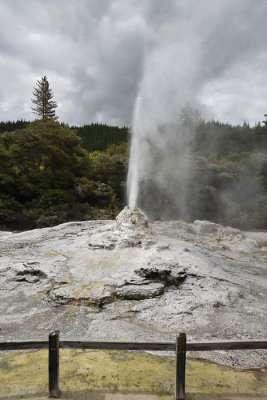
[{"left": 31, "top": 76, "right": 58, "bottom": 121}]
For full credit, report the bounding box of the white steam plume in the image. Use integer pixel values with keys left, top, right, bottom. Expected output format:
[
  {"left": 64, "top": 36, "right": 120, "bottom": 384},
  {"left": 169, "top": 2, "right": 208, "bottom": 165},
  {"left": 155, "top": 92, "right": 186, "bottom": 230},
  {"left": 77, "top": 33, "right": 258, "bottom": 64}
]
[
  {"left": 127, "top": 20, "right": 203, "bottom": 210},
  {"left": 127, "top": 0, "right": 267, "bottom": 215}
]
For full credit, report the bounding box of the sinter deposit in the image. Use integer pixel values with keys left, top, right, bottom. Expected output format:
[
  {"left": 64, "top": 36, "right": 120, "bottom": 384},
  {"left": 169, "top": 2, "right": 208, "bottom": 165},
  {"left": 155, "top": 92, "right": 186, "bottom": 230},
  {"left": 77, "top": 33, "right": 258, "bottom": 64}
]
[
  {"left": 88, "top": 206, "right": 156, "bottom": 249},
  {"left": 0, "top": 207, "right": 266, "bottom": 369}
]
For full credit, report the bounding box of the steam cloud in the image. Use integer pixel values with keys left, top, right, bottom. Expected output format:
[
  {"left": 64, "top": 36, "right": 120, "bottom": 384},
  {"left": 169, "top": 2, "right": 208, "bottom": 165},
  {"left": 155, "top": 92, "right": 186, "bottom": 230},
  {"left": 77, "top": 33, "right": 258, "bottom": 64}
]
[{"left": 127, "top": 0, "right": 267, "bottom": 217}]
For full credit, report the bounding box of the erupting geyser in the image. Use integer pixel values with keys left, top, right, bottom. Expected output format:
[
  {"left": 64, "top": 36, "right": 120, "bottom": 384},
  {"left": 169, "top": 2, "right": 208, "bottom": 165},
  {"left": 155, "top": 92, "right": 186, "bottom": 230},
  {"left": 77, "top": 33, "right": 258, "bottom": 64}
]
[
  {"left": 127, "top": 95, "right": 143, "bottom": 211},
  {"left": 126, "top": 17, "right": 204, "bottom": 215},
  {"left": 127, "top": 147, "right": 139, "bottom": 211}
]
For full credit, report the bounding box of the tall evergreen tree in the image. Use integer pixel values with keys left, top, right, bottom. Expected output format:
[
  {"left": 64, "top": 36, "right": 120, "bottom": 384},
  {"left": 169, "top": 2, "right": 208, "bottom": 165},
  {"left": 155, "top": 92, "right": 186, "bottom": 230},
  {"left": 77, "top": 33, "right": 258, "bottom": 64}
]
[{"left": 31, "top": 76, "right": 58, "bottom": 121}]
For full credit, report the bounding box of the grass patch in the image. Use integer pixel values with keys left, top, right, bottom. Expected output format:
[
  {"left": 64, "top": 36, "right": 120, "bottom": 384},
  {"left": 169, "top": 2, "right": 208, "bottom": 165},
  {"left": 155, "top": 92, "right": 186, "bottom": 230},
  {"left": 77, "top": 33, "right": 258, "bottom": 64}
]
[{"left": 0, "top": 349, "right": 266, "bottom": 397}]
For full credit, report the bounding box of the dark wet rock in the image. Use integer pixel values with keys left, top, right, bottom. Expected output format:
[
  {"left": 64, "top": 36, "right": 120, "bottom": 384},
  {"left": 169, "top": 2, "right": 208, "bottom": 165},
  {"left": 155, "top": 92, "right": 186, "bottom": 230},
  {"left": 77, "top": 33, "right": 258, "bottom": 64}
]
[
  {"left": 213, "top": 301, "right": 224, "bottom": 308},
  {"left": 112, "top": 258, "right": 189, "bottom": 300},
  {"left": 135, "top": 259, "right": 188, "bottom": 286},
  {"left": 88, "top": 238, "right": 116, "bottom": 250},
  {"left": 115, "top": 281, "right": 164, "bottom": 300},
  {"left": 13, "top": 263, "right": 47, "bottom": 283}
]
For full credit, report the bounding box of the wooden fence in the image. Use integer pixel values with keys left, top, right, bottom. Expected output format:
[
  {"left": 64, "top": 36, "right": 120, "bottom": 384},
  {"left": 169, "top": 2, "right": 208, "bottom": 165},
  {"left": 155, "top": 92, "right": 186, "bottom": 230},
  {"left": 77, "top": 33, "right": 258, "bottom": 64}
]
[{"left": 0, "top": 333, "right": 266, "bottom": 399}]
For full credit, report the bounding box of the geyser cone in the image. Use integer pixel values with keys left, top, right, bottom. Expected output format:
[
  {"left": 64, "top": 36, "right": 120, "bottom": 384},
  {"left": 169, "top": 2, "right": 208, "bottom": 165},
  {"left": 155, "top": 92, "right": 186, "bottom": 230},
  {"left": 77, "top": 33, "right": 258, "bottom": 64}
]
[
  {"left": 87, "top": 206, "right": 156, "bottom": 249},
  {"left": 115, "top": 206, "right": 156, "bottom": 248}
]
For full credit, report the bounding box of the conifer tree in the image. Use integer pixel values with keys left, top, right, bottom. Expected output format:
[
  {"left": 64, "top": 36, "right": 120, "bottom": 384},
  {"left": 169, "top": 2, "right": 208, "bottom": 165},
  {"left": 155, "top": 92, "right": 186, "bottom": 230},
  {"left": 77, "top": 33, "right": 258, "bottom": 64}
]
[{"left": 31, "top": 76, "right": 58, "bottom": 120}]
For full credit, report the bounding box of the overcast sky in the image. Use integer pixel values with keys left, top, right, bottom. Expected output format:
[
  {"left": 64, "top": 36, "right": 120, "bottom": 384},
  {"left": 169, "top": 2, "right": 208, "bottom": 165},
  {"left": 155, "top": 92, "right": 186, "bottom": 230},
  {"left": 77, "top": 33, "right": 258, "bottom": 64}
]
[{"left": 0, "top": 0, "right": 266, "bottom": 126}]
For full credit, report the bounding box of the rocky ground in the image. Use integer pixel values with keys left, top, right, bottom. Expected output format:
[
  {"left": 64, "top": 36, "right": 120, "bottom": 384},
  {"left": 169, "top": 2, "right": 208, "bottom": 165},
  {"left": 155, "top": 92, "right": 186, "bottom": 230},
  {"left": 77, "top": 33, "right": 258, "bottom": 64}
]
[{"left": 0, "top": 207, "right": 266, "bottom": 369}]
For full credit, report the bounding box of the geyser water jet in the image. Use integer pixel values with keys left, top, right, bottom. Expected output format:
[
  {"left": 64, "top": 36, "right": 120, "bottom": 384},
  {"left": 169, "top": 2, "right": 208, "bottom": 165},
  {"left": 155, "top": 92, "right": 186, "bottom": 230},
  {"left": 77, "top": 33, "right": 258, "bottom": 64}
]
[
  {"left": 127, "top": 95, "right": 142, "bottom": 210},
  {"left": 127, "top": 132, "right": 140, "bottom": 210},
  {"left": 126, "top": 18, "right": 203, "bottom": 216}
]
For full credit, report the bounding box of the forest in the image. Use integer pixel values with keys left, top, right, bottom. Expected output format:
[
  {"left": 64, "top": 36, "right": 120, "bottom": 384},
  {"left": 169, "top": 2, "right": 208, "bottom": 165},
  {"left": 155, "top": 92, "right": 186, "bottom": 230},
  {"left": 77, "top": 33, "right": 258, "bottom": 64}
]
[{"left": 0, "top": 117, "right": 267, "bottom": 230}]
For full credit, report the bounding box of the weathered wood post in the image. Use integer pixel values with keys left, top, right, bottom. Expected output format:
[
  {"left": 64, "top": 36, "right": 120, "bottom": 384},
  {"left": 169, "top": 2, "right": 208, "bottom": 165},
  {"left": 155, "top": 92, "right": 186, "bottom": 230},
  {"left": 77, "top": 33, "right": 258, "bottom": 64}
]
[
  {"left": 175, "top": 333, "right": 186, "bottom": 400},
  {"left": 49, "top": 330, "right": 60, "bottom": 398}
]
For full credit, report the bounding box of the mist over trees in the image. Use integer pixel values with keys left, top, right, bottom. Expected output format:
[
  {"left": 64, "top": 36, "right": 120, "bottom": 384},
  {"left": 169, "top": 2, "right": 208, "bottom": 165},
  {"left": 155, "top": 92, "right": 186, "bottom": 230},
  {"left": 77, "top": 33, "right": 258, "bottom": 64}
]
[{"left": 138, "top": 113, "right": 267, "bottom": 229}]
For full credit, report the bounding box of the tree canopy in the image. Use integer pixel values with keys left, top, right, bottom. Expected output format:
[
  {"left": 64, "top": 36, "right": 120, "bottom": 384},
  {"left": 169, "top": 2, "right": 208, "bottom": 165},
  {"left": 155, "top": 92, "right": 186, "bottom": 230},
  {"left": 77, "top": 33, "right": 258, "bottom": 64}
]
[{"left": 0, "top": 121, "right": 121, "bottom": 228}]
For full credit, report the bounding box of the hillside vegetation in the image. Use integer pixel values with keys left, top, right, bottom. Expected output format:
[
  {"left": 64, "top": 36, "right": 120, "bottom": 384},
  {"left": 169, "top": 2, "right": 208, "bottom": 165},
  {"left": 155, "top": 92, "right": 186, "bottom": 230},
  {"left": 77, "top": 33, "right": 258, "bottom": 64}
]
[
  {"left": 0, "top": 118, "right": 267, "bottom": 229},
  {"left": 0, "top": 121, "right": 127, "bottom": 229}
]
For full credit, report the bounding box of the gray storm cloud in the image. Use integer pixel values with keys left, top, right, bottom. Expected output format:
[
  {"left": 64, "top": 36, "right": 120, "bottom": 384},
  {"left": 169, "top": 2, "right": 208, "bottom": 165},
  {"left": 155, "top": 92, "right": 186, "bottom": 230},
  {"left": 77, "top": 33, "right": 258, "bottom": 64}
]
[{"left": 0, "top": 0, "right": 266, "bottom": 125}]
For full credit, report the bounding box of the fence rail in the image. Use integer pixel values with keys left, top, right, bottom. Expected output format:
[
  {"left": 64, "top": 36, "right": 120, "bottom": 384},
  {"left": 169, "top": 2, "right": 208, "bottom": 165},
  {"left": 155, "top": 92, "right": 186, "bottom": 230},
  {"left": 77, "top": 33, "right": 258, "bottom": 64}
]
[
  {"left": 1, "top": 338, "right": 266, "bottom": 352},
  {"left": 0, "top": 333, "right": 266, "bottom": 400}
]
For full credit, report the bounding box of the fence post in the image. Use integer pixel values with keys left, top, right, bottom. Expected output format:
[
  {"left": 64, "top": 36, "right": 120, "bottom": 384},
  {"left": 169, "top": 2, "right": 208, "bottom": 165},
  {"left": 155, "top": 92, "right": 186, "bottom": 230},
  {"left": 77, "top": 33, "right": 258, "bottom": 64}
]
[
  {"left": 49, "top": 330, "right": 60, "bottom": 398},
  {"left": 175, "top": 333, "right": 186, "bottom": 400}
]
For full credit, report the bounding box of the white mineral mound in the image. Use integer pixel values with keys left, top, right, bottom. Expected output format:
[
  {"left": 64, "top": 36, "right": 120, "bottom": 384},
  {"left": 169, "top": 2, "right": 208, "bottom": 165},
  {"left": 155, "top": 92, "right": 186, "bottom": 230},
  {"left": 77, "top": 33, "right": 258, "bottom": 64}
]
[
  {"left": 88, "top": 206, "right": 156, "bottom": 249},
  {"left": 114, "top": 206, "right": 156, "bottom": 248}
]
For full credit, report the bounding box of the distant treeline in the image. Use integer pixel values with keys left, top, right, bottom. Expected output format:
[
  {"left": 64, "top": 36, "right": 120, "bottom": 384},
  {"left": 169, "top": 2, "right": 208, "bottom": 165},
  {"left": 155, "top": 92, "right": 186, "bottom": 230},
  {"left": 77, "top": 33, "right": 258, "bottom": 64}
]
[
  {"left": 193, "top": 121, "right": 267, "bottom": 156},
  {"left": 2, "top": 119, "right": 267, "bottom": 155},
  {"left": 0, "top": 120, "right": 30, "bottom": 132},
  {"left": 73, "top": 123, "right": 129, "bottom": 152},
  {"left": 0, "top": 120, "right": 129, "bottom": 153}
]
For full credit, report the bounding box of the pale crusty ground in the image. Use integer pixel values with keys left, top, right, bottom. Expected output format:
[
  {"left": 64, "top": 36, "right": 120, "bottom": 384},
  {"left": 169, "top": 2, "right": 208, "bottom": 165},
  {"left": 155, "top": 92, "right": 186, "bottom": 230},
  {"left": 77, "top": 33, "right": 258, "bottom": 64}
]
[{"left": 0, "top": 216, "right": 266, "bottom": 370}]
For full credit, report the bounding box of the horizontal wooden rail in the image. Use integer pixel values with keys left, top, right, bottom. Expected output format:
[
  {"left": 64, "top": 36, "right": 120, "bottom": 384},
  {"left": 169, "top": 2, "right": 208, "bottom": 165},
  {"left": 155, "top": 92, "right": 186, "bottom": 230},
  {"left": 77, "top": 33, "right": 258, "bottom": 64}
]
[
  {"left": 60, "top": 340, "right": 176, "bottom": 351},
  {"left": 187, "top": 340, "right": 267, "bottom": 351},
  {"left": 1, "top": 339, "right": 266, "bottom": 352},
  {"left": 0, "top": 341, "right": 48, "bottom": 351}
]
